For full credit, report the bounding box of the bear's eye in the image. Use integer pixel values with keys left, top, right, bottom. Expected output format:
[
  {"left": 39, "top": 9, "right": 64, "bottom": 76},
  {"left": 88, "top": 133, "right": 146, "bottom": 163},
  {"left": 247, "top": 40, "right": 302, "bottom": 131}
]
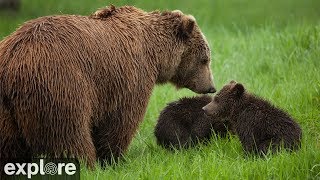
[
  {"left": 200, "top": 59, "right": 209, "bottom": 64},
  {"left": 214, "top": 97, "right": 219, "bottom": 103}
]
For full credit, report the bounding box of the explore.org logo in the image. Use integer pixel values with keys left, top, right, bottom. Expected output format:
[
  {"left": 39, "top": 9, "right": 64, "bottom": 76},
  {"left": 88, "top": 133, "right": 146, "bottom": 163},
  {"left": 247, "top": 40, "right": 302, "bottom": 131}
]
[{"left": 2, "top": 158, "right": 79, "bottom": 179}]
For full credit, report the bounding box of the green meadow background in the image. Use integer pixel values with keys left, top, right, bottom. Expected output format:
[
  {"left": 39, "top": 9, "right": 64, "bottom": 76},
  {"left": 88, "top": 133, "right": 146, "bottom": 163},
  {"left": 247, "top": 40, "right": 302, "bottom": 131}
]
[{"left": 1, "top": 0, "right": 319, "bottom": 179}]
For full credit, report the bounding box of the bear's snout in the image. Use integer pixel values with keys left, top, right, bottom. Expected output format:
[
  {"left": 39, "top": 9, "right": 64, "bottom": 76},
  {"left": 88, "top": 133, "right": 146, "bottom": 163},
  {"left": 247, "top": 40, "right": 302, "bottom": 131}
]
[
  {"left": 202, "top": 105, "right": 211, "bottom": 115},
  {"left": 207, "top": 86, "right": 216, "bottom": 94},
  {"left": 202, "top": 101, "right": 216, "bottom": 116}
]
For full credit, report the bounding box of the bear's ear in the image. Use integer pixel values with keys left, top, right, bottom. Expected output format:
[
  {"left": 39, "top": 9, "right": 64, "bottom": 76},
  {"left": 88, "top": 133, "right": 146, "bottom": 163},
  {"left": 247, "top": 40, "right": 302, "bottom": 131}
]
[
  {"left": 230, "top": 83, "right": 245, "bottom": 98},
  {"left": 229, "top": 80, "right": 237, "bottom": 84},
  {"left": 178, "top": 15, "right": 195, "bottom": 39}
]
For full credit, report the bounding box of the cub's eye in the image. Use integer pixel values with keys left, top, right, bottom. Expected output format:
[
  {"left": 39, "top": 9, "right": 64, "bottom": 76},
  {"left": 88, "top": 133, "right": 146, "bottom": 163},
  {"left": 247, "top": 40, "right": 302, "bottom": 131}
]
[{"left": 201, "top": 59, "right": 209, "bottom": 64}]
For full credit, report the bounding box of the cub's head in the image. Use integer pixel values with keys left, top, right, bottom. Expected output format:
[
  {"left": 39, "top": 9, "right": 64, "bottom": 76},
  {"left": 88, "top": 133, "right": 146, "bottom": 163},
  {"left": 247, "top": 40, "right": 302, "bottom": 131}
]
[{"left": 202, "top": 81, "right": 245, "bottom": 117}]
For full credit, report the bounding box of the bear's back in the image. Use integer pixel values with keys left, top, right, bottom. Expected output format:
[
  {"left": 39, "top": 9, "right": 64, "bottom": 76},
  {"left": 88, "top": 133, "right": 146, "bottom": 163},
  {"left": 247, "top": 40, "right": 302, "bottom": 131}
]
[
  {"left": 0, "top": 9, "right": 146, "bottom": 64},
  {"left": 236, "top": 94, "right": 301, "bottom": 141},
  {"left": 160, "top": 95, "right": 212, "bottom": 124}
]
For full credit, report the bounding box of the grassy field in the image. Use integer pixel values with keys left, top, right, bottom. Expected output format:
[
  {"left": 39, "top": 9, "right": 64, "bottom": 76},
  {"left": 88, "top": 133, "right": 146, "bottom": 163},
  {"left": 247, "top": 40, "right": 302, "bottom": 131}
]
[{"left": 1, "top": 0, "right": 320, "bottom": 179}]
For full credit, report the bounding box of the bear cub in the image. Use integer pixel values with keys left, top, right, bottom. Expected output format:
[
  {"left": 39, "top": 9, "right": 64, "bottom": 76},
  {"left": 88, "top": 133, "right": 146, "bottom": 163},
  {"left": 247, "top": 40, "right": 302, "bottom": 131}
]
[
  {"left": 155, "top": 95, "right": 230, "bottom": 149},
  {"left": 203, "top": 81, "right": 302, "bottom": 155}
]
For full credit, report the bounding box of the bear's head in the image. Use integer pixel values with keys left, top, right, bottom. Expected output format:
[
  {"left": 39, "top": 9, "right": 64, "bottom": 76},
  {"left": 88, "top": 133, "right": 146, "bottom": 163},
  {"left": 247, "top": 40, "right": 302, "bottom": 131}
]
[
  {"left": 165, "top": 11, "right": 216, "bottom": 94},
  {"left": 202, "top": 81, "right": 245, "bottom": 117}
]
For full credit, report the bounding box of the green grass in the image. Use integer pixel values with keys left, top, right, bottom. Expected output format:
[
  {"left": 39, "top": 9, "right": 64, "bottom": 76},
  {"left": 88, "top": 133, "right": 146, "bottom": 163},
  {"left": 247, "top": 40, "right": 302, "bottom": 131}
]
[{"left": 1, "top": 0, "right": 320, "bottom": 179}]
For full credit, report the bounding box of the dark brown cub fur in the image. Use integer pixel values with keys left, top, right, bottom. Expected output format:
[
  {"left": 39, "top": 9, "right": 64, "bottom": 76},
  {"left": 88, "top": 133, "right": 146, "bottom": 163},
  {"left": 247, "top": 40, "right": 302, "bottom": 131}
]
[
  {"left": 203, "top": 81, "right": 302, "bottom": 155},
  {"left": 155, "top": 95, "right": 230, "bottom": 149}
]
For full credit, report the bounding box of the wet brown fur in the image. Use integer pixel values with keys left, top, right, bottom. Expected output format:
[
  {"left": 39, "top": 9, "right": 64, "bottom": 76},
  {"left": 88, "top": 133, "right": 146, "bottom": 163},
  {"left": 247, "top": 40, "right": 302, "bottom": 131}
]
[
  {"left": 0, "top": 5, "right": 214, "bottom": 170},
  {"left": 155, "top": 95, "right": 230, "bottom": 149}
]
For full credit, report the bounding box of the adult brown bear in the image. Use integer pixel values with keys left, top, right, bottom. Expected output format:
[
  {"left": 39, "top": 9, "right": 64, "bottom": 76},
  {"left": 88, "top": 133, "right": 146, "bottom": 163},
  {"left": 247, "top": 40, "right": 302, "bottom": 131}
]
[{"left": 0, "top": 5, "right": 215, "bottom": 168}]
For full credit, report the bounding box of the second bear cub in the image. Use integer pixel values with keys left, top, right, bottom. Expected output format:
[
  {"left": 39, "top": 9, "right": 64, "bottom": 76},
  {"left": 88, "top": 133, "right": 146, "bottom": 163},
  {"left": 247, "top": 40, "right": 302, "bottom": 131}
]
[
  {"left": 155, "top": 95, "right": 230, "bottom": 149},
  {"left": 203, "top": 81, "right": 302, "bottom": 155}
]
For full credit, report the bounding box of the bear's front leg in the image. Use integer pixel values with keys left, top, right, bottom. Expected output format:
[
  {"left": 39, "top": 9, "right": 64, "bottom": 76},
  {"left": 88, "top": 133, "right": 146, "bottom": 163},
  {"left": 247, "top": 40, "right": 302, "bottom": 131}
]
[{"left": 92, "top": 107, "right": 144, "bottom": 167}]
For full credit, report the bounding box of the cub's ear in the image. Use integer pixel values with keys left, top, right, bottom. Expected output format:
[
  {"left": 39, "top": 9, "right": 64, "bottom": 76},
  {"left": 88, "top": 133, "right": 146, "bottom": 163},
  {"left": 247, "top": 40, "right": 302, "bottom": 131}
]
[
  {"left": 230, "top": 83, "right": 245, "bottom": 98},
  {"left": 178, "top": 14, "right": 195, "bottom": 39}
]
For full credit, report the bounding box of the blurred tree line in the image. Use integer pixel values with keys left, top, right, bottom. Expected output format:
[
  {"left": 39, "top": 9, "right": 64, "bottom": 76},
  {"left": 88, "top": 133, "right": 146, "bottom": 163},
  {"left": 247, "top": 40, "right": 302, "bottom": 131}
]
[{"left": 0, "top": 0, "right": 20, "bottom": 10}]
